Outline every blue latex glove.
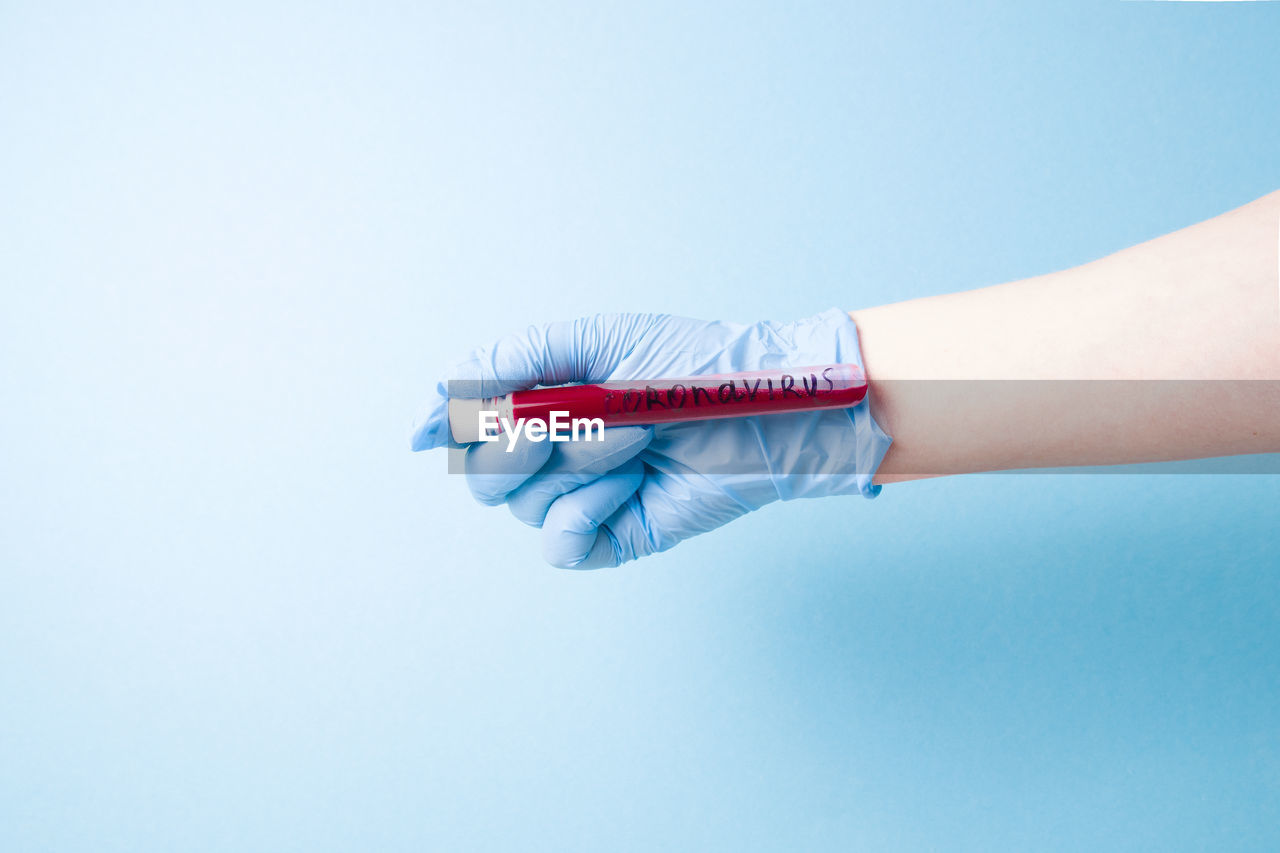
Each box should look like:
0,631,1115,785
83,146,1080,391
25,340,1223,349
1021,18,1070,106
410,308,892,569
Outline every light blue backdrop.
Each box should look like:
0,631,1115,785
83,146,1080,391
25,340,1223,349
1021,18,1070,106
3,2,1278,850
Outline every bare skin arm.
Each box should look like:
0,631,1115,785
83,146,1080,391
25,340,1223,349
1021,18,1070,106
851,190,1280,483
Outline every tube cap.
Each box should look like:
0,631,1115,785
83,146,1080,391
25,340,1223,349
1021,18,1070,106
448,397,483,444
448,397,503,444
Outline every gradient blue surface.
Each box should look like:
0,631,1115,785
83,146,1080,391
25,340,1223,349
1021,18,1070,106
3,2,1279,850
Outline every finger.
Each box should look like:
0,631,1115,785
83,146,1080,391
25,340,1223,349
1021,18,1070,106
411,315,664,452
464,434,555,506
540,458,645,570
586,466,755,567
506,426,652,527
445,314,672,398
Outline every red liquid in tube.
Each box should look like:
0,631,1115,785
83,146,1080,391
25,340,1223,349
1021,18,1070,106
448,364,866,443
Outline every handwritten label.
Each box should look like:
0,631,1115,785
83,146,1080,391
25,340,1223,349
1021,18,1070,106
602,367,840,415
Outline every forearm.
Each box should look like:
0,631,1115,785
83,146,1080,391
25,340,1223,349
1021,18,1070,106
852,190,1280,483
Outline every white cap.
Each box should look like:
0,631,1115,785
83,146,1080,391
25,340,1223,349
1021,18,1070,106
448,397,499,444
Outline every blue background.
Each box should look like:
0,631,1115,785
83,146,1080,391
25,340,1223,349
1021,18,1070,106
3,1,1279,850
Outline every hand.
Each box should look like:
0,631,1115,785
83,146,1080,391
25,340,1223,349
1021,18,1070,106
410,309,891,569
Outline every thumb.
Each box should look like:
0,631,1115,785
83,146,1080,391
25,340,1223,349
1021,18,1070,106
409,314,666,451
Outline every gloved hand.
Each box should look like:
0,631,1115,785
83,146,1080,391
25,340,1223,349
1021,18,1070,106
410,308,892,569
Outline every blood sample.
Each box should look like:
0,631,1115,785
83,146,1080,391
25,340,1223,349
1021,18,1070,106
447,364,867,444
